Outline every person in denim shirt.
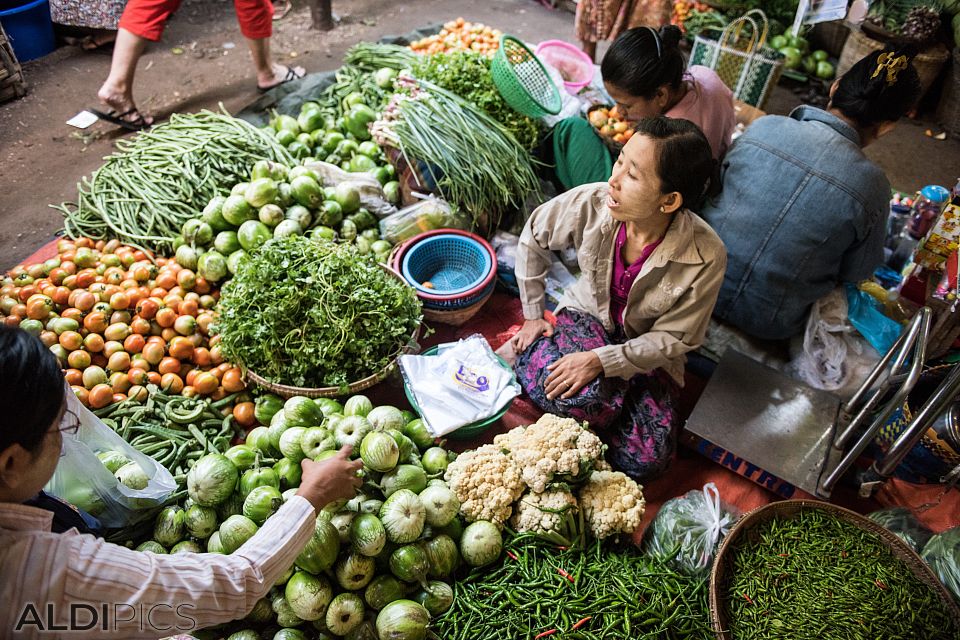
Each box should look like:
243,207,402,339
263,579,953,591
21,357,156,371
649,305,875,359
701,47,920,341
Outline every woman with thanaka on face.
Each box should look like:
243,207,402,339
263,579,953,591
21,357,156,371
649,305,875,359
510,117,726,480
551,25,736,191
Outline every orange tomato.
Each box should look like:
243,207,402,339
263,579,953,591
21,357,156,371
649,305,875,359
83,333,105,353
73,291,97,312
59,331,83,351
75,270,97,289
155,271,177,291
61,307,83,323
90,353,108,369
107,351,131,372
155,307,177,328
67,349,91,369
181,385,198,398
146,371,162,386
102,340,124,357
233,402,256,428
135,298,159,319
167,336,195,361
127,385,148,402
130,317,152,335
177,269,196,291
210,386,228,401
127,368,149,386
71,385,89,407
157,357,181,375
192,347,212,367
221,368,245,393
88,384,114,409
160,328,177,342
64,368,84,386
196,313,214,335
109,292,130,310
123,333,146,354
110,372,131,394
160,373,184,394
142,341,165,365
193,277,211,295
52,286,71,306
193,371,219,395
104,322,131,342
39,330,59,348
179,299,199,317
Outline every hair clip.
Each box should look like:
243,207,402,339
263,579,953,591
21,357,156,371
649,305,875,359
647,26,662,59
871,52,908,87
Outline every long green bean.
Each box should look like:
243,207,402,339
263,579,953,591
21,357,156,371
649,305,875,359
53,108,293,253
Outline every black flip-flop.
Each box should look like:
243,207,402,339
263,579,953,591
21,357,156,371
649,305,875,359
257,65,305,93
89,107,152,132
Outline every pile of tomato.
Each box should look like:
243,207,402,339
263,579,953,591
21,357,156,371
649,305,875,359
1,238,249,411
409,18,502,57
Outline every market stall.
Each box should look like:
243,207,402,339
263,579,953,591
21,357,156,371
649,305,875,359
3,15,960,640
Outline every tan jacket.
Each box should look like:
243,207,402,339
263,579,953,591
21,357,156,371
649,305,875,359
517,183,727,385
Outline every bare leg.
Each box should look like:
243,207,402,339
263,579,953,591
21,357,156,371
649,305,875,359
246,36,305,90
96,28,153,124
582,40,597,63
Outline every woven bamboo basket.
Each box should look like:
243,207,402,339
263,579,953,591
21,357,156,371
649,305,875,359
244,265,423,398
809,20,851,59
837,29,950,99
709,500,960,639
0,22,26,104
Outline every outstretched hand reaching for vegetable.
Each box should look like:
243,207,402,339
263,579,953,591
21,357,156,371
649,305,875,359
545,351,603,400
296,446,364,511
510,318,554,354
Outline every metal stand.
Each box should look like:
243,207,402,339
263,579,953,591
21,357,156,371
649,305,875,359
685,307,957,499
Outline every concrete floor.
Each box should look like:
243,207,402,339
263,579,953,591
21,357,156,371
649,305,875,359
1,0,958,270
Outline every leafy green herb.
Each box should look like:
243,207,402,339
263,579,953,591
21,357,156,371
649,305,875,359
214,236,421,388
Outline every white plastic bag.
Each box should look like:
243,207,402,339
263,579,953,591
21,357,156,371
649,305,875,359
377,194,471,244
400,335,520,437
643,483,738,576
303,160,397,219
45,387,177,529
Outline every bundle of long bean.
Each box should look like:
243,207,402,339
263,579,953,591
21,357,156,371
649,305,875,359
345,42,418,71
726,509,959,640
372,77,541,231
95,385,241,489
53,109,293,253
435,534,712,640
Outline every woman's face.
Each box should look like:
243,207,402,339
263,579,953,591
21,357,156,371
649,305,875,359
604,82,665,121
606,133,670,223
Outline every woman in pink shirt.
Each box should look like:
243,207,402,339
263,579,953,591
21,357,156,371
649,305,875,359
551,25,736,190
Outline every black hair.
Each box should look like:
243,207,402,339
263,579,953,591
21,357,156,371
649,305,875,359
0,326,66,453
830,44,920,128
601,25,685,99
632,116,718,211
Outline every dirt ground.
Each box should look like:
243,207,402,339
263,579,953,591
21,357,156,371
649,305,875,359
1,0,959,270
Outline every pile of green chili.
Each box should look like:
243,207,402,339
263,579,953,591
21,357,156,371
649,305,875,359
54,109,293,253
725,508,959,640
435,533,713,640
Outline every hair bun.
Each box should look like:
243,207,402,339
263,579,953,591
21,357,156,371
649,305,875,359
659,24,682,49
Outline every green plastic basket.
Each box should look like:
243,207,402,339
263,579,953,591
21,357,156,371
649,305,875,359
403,345,515,440
491,34,562,118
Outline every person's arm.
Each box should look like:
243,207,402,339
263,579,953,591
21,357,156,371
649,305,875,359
838,202,886,284
592,251,727,379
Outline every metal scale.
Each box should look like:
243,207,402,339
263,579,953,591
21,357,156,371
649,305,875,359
684,307,960,499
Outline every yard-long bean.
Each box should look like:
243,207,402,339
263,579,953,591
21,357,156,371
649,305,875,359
53,108,293,253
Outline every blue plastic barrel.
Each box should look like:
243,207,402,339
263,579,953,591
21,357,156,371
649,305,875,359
0,0,55,62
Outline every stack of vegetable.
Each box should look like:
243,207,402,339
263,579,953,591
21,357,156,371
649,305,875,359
54,109,294,253
725,508,959,639
409,18,502,57
94,385,245,490
410,50,541,150
435,534,713,639
135,393,496,639
444,413,645,544
587,105,633,148
671,1,727,38
1,238,242,410
213,236,421,389
373,77,541,232
172,162,395,282
769,33,835,80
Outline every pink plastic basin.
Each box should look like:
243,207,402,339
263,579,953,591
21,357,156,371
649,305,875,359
534,39,595,94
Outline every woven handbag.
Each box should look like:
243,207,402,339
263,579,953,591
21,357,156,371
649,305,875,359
689,9,784,110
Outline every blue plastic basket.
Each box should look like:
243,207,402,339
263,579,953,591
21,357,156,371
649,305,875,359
401,234,493,297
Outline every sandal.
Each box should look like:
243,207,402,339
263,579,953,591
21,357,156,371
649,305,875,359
257,65,306,93
88,107,152,132
273,0,292,20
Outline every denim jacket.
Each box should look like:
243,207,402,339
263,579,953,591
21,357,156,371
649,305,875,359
517,183,727,385
701,106,889,340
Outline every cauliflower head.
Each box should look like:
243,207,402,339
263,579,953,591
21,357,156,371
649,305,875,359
444,443,524,524
579,470,645,539
510,488,578,536
493,413,606,493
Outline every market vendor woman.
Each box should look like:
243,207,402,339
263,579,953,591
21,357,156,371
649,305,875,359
551,25,736,190
0,326,362,639
510,116,726,480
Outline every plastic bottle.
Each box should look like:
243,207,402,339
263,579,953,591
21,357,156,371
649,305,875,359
907,185,951,238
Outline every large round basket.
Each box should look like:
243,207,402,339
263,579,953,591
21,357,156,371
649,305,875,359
837,29,949,99
244,264,422,399
709,500,960,639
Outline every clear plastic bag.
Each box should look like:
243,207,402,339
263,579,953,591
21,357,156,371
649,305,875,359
921,526,960,601
378,195,470,244
643,483,739,576
45,386,177,529
867,507,934,552
303,160,398,219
